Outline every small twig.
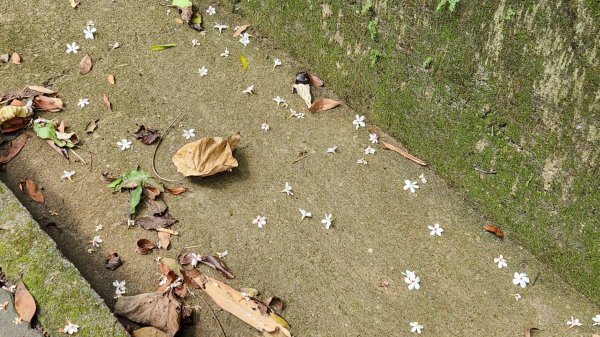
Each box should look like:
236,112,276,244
531,271,541,286
69,149,87,165
152,111,184,182
200,295,227,337
291,153,310,164
183,244,203,250
474,165,497,175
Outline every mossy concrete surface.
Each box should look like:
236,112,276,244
238,0,600,303
0,182,128,337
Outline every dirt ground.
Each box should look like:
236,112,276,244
1,1,598,336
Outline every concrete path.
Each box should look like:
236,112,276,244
0,290,43,337
0,1,598,336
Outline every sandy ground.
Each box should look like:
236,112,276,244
0,1,598,336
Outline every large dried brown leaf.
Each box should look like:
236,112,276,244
233,24,251,37
145,198,168,216
381,141,427,166
308,98,340,113
26,86,56,95
33,95,63,112
24,178,44,203
165,186,188,195
0,134,28,164
172,133,240,177
78,54,92,75
136,213,177,230
201,255,235,279
103,93,112,110
114,290,182,337
15,281,36,323
1,116,31,133
483,224,505,239
11,53,21,65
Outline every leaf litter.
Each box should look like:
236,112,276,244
171,133,240,177
0,134,28,164
20,178,44,203
78,54,92,75
134,125,161,145
15,280,36,323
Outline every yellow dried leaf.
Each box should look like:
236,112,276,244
0,106,32,124
172,133,240,177
107,74,115,84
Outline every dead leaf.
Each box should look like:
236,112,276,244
11,53,21,65
308,98,340,113
78,54,92,75
133,327,167,337
183,270,201,289
524,328,540,337
101,172,116,184
15,281,36,323
292,83,311,107
483,224,505,239
85,119,99,133
135,213,177,230
107,74,116,84
0,301,7,310
144,186,161,200
33,95,63,112
114,290,182,337
104,252,123,270
174,17,184,24
24,178,44,203
165,186,188,195
381,141,427,166
266,297,285,313
68,0,79,8
233,24,251,37
26,86,56,95
158,258,183,279
145,198,168,216
158,232,171,250
103,93,112,110
136,239,156,255
134,125,161,145
45,139,68,158
172,133,240,177
0,105,33,125
308,73,324,87
0,117,31,133
0,134,28,164
200,255,235,279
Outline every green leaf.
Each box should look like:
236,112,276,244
150,44,177,51
172,0,192,8
367,18,378,41
107,177,123,191
191,12,202,25
129,185,143,216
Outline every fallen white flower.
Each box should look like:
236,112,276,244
91,235,102,247
299,209,312,222
403,270,420,290
567,316,583,328
419,173,427,184
83,25,96,39
61,170,75,181
403,180,419,193
66,42,80,54
369,133,379,144
214,23,228,33
252,215,267,229
281,182,293,196
63,320,80,335
242,85,255,94
364,146,376,155
220,48,230,57
191,39,200,47
273,96,285,106
77,98,89,108
273,58,282,69
206,5,216,15
493,255,507,268
327,146,338,154
592,314,600,326
117,139,132,151
352,114,365,129
239,32,250,47
183,129,195,139
321,213,333,229
261,123,270,131
198,66,208,77
428,223,443,236
409,321,423,334
512,272,530,288
357,158,368,165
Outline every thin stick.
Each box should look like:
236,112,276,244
531,271,541,286
156,227,178,235
183,244,204,250
381,141,427,166
70,149,87,165
291,153,310,164
200,295,227,337
152,111,184,182
474,165,497,175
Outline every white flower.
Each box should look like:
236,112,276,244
403,270,420,290
369,133,379,144
242,85,255,94
273,58,282,69
567,316,583,328
220,48,230,57
592,314,600,326
252,215,267,229
63,320,79,335
364,146,376,155
198,66,208,77
14,317,22,325
512,272,530,288
273,96,285,106
410,321,423,334
117,139,132,151
206,5,216,15
94,225,103,232
321,213,333,229
493,255,507,269
189,253,202,267
419,173,427,184
352,115,365,129
91,235,102,247
66,42,80,54
158,275,168,286
83,25,96,39
239,32,250,47
261,123,270,131
299,209,312,222
113,280,127,297
61,170,76,181
214,23,228,33
428,223,443,236
77,98,89,108
403,180,419,193
357,158,368,165
183,129,195,139
191,39,200,47
281,182,293,196
290,109,305,119
327,146,338,154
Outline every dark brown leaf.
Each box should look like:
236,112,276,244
103,93,112,110
24,178,44,203
136,213,177,230
136,239,156,255
85,119,99,133
104,252,123,270
266,296,285,313
114,290,182,337
11,53,21,65
201,255,235,279
483,224,505,239
0,134,28,164
0,117,31,133
15,281,36,323
134,125,161,145
308,98,341,113
78,54,92,75
307,73,324,87
183,270,201,289
165,186,188,196
381,141,427,166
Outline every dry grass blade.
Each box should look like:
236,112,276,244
308,98,340,113
0,134,28,164
15,281,36,323
233,24,251,37
78,54,92,75
381,141,427,166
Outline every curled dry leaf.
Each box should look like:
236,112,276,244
33,95,63,112
23,178,44,203
266,297,286,314
292,83,311,107
0,134,28,164
15,281,36,323
136,213,177,230
136,239,156,255
201,255,235,279
78,54,92,75
183,270,201,289
114,290,182,337
233,24,251,37
308,98,340,113
381,141,427,166
172,133,240,177
107,74,116,85
165,186,188,195
157,232,171,250
307,73,324,87
11,53,21,65
134,125,161,145
483,224,505,239
104,252,123,270
103,93,112,110
85,119,99,133
158,257,183,279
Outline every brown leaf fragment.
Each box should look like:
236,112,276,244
201,255,235,279
266,297,285,314
78,54,92,75
26,86,56,95
174,17,184,24
133,327,167,337
158,258,183,279
134,125,161,145
100,171,116,184
107,74,115,84
483,224,505,239
144,186,161,200
114,290,182,337
45,139,68,158
0,301,7,310
15,281,36,323
183,270,201,289
381,141,427,166
157,232,171,250
165,186,188,196
33,96,63,112
0,54,8,63
233,24,251,37
145,198,168,216
308,98,341,113
136,213,177,230
68,0,79,8
136,239,156,255
104,252,123,270
0,134,28,164
524,328,540,337
85,119,99,133
24,178,44,203
292,83,311,107
172,133,240,177
307,73,324,87
11,53,21,65
156,271,178,292
103,93,112,110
